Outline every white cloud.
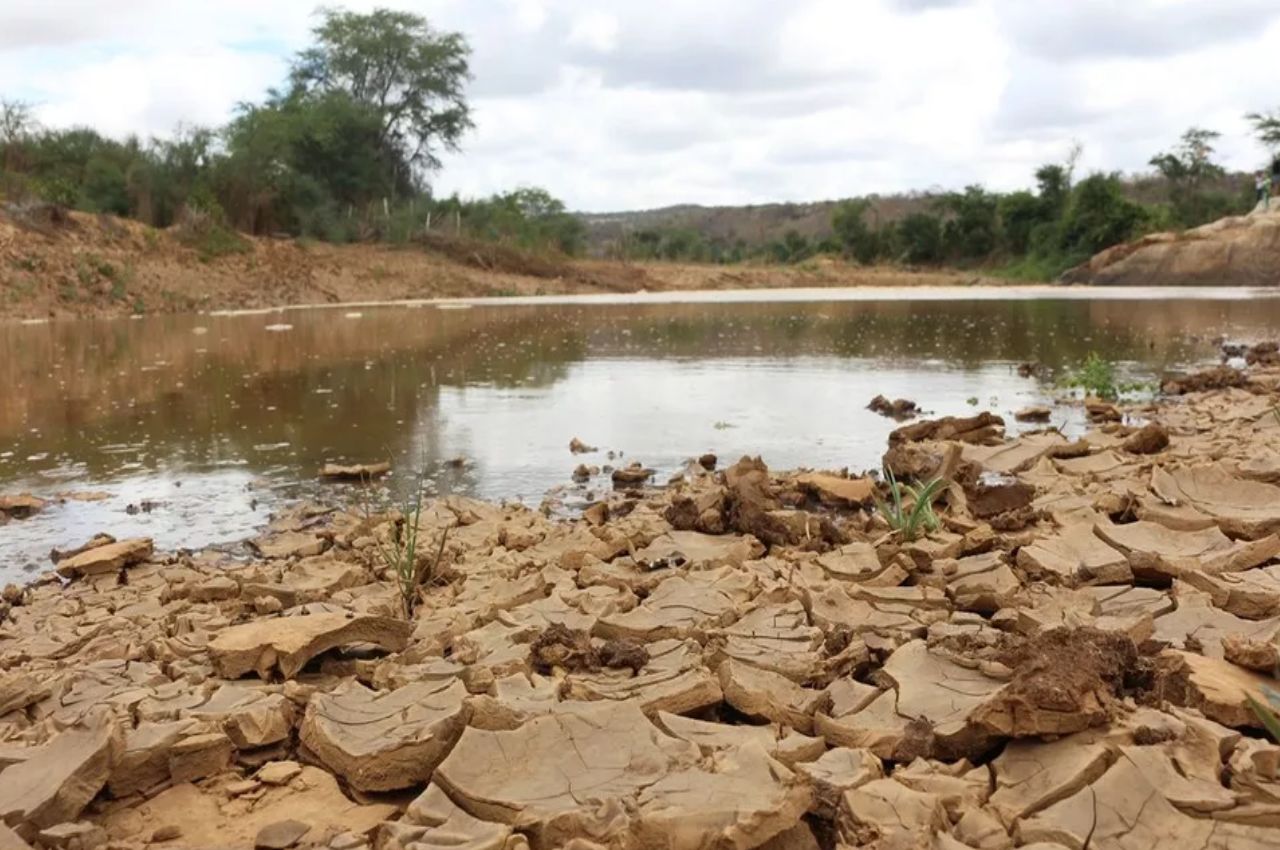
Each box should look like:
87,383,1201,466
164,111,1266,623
2,0,1279,211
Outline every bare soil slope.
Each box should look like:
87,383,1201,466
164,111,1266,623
0,208,1005,319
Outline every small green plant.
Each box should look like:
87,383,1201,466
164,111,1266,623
1247,688,1280,741
370,478,452,618
1059,352,1147,401
966,396,979,406
876,469,946,542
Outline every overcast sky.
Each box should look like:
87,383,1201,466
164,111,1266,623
3,0,1279,212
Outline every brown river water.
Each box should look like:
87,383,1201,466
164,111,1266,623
3,286,1279,580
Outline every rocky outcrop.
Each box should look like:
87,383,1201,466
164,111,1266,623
1062,207,1280,286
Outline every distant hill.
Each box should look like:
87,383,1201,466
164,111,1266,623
577,173,1253,258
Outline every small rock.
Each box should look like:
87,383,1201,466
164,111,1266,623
253,595,284,615
611,463,655,487
569,437,597,454
328,832,367,850
1121,422,1170,455
150,825,182,842
1014,406,1051,423
698,452,718,470
0,493,45,519
255,820,311,850
36,822,105,850
256,760,303,786
868,395,919,421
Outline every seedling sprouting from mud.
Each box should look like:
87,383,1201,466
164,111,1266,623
876,469,945,542
365,471,452,618
1248,688,1280,742
1059,352,1148,401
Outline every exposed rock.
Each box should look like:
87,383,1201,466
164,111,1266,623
208,613,412,679
55,537,153,578
434,700,810,850
319,462,390,481
569,437,597,454
1014,406,1051,423
300,678,469,791
0,708,123,834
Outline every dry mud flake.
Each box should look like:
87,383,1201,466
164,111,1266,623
838,778,949,847
594,566,758,642
1152,464,1280,539
208,613,412,679
1153,649,1280,728
433,700,809,850
54,537,153,579
654,711,826,767
562,638,722,717
388,783,525,850
793,473,875,508
0,708,123,836
1015,526,1132,587
319,461,390,481
0,494,44,519
1094,519,1280,580
631,531,764,570
1017,751,1277,849
717,659,828,733
890,412,1005,446
300,678,470,791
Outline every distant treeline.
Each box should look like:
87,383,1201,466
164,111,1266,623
608,127,1278,278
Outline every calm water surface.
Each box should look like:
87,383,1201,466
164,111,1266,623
2,286,1279,580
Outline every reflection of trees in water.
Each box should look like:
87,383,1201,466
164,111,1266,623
3,297,1277,481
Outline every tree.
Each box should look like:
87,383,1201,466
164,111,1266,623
894,213,942,264
290,7,472,174
1059,173,1150,255
1246,109,1280,151
831,199,878,264
0,99,37,172
1150,127,1224,187
936,186,999,260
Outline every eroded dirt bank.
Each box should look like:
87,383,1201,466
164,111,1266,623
0,209,1007,320
3,350,1280,849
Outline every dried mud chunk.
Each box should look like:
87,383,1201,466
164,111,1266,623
1094,519,1280,580
1150,587,1280,659
55,537,153,578
988,737,1113,826
0,708,123,834
868,395,919,421
562,639,721,717
1016,526,1132,587
208,613,412,679
632,531,764,570
319,462,390,481
795,747,884,818
1120,423,1170,455
655,711,826,766
529,623,598,674
890,412,1005,446
964,475,1035,519
707,601,827,683
1153,649,1278,728
598,638,650,673
717,659,829,733
1017,753,1277,849
1222,633,1280,672
434,700,809,850
971,627,1143,738
108,718,203,797
879,640,1004,759
184,684,298,749
838,778,948,847
1161,365,1248,395
1151,463,1280,540
396,784,520,850
0,493,44,519
594,567,757,642
794,473,876,508
299,679,469,792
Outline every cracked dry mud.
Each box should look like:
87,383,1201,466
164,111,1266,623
3,359,1280,849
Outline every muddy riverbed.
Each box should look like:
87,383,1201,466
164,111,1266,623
3,287,1280,579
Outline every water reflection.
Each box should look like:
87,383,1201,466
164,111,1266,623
3,289,1279,578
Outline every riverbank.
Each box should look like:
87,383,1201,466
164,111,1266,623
2,350,1280,848
0,208,1013,320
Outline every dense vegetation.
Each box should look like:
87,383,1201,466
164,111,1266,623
615,127,1275,278
1,5,1278,279
0,8,584,257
